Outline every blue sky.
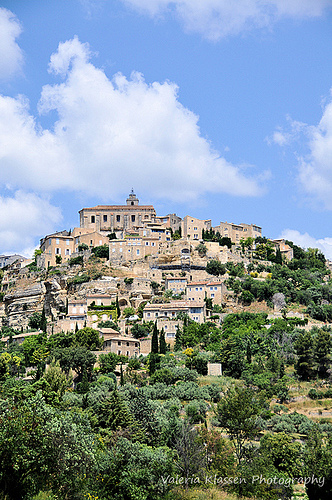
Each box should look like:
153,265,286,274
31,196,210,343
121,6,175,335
1,0,332,258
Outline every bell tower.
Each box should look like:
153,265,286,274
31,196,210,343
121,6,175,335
126,188,139,206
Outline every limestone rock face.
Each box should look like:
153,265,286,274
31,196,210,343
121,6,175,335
44,279,67,320
4,282,47,329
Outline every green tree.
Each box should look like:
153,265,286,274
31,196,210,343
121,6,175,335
28,312,43,330
98,352,120,374
91,244,109,258
313,328,331,378
303,425,332,500
123,306,135,318
217,386,266,464
75,327,102,350
151,322,159,354
295,330,314,380
206,259,226,276
43,360,70,397
196,243,207,257
159,328,166,354
116,294,121,319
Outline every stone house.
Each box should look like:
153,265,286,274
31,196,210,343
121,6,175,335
186,281,227,305
165,277,187,294
270,239,294,261
182,215,212,241
143,300,206,324
87,293,117,328
109,236,160,264
39,230,74,267
213,221,262,245
102,335,140,357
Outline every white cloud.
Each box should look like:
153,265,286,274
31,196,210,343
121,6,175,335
121,0,331,40
298,94,332,209
0,192,62,257
0,36,264,202
280,229,332,261
272,91,332,210
0,8,24,80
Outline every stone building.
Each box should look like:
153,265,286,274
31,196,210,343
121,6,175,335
79,190,157,235
182,215,212,240
186,280,227,305
39,230,74,267
270,239,294,261
109,235,161,264
102,335,140,357
213,221,262,244
143,300,206,324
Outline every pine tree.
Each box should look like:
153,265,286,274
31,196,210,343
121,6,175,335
159,328,166,354
151,321,159,354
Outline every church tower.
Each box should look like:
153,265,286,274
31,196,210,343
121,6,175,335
126,189,139,206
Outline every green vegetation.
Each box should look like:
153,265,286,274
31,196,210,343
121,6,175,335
2,237,332,499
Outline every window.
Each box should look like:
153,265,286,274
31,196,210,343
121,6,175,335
199,287,202,291
214,287,217,290
118,350,122,355
126,342,130,346
66,239,70,245
55,248,61,255
56,238,59,244
136,249,140,255
116,215,120,222
211,293,215,298
103,215,107,222
91,216,95,223
65,249,70,255
131,215,135,222
135,343,138,347
118,341,121,346
126,351,130,356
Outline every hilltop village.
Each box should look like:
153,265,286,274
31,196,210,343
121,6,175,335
1,191,332,500
0,190,294,354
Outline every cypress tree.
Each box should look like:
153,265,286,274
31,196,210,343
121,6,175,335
80,369,89,394
159,328,167,354
174,326,182,351
151,321,159,354
116,295,121,319
314,329,331,379
120,363,124,386
295,330,314,381
40,307,47,334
